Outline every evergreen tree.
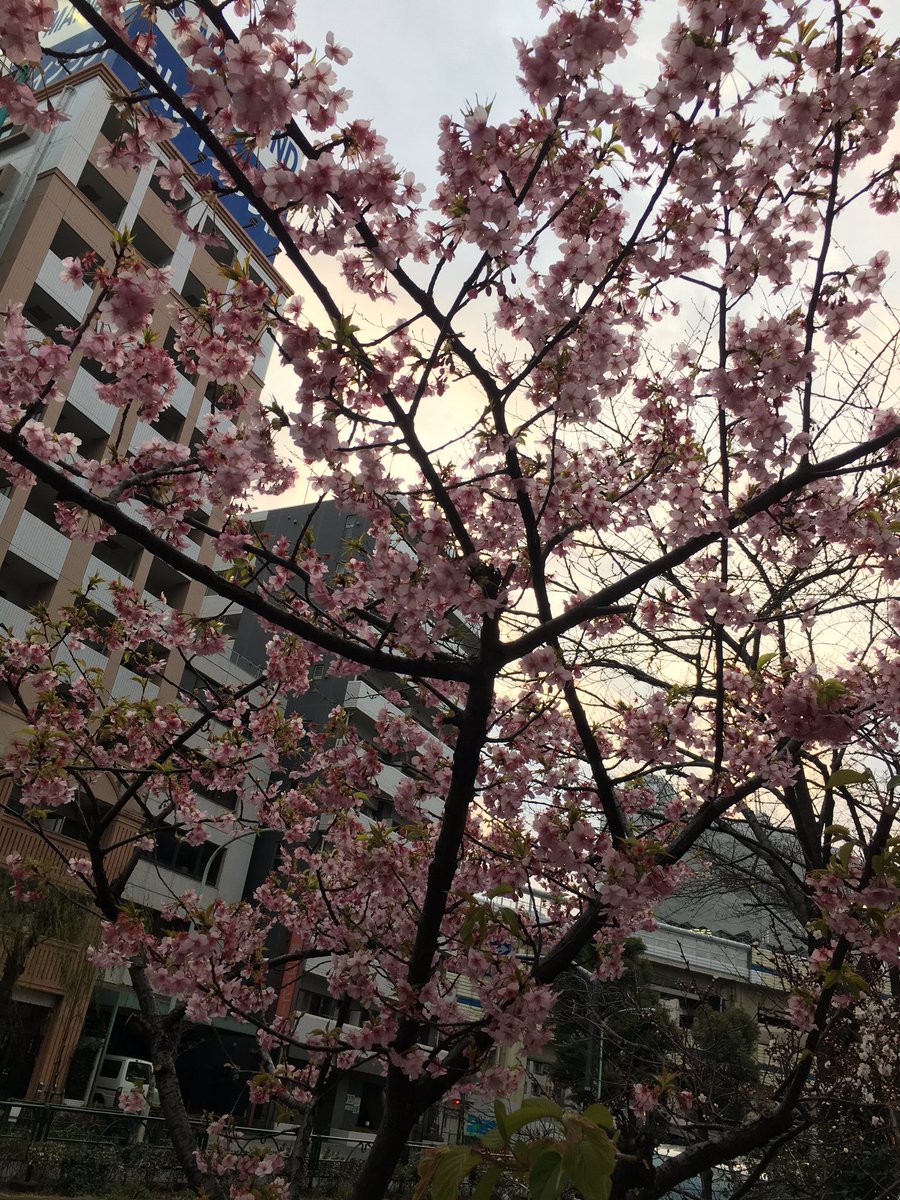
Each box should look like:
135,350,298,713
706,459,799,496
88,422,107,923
549,939,674,1109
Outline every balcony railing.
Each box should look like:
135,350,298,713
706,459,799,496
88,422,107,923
642,923,753,982
0,595,33,639
169,371,195,416
130,419,157,451
10,509,71,577
112,664,159,703
66,365,116,433
36,249,92,321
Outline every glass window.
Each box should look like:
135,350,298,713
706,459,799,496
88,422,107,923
145,827,223,885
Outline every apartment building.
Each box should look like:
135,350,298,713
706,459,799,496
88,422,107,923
0,7,288,1103
503,921,788,1138
204,499,454,1135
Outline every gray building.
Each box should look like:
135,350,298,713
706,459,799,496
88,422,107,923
217,499,449,1141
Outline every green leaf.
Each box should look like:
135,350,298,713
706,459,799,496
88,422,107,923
471,1165,502,1200
500,1096,564,1138
824,825,852,839
755,651,777,670
825,768,871,789
581,1103,616,1134
459,908,481,950
414,1149,441,1200
565,1124,616,1200
496,906,522,937
494,1099,510,1145
841,968,869,996
528,1150,565,1200
514,1136,556,1168
887,775,900,792
814,678,849,705
431,1146,477,1200
480,1126,505,1151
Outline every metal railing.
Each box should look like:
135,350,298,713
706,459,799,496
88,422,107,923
0,1100,188,1193
0,1100,438,1195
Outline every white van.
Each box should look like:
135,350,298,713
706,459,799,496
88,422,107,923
92,1056,159,1111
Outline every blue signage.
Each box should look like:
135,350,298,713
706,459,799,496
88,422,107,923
465,1115,496,1138
40,5,282,261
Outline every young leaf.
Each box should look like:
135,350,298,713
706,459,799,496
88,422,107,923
823,825,852,839
499,1096,564,1138
581,1103,616,1134
413,1149,441,1200
825,768,871,789
493,1099,510,1145
480,1125,505,1151
528,1149,566,1200
430,1146,477,1200
565,1123,616,1200
471,1165,502,1200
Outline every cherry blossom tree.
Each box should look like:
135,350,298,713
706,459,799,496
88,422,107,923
2,1,900,1198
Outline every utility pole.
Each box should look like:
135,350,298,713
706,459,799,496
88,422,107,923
572,965,605,1100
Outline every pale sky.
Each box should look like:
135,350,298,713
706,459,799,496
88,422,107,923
262,0,669,506
260,1,900,506
291,0,548,190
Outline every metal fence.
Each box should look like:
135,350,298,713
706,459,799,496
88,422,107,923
0,1100,435,1196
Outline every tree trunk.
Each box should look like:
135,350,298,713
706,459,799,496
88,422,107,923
129,962,228,1200
350,1074,419,1200
285,1102,317,1200
0,937,32,1020
0,932,36,1089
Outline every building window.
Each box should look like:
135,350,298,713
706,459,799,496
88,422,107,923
73,602,117,654
164,327,197,382
355,1081,384,1130
23,285,70,342
4,785,111,844
144,559,189,608
658,991,725,1030
24,480,63,530
56,402,108,461
122,638,168,679
151,405,183,443
144,827,223,885
201,217,237,269
193,783,240,813
79,353,116,384
90,532,141,579
524,1058,555,1098
50,221,93,264
148,163,192,212
130,216,174,268
0,552,55,611
100,106,128,144
180,271,206,311
296,989,339,1019
0,123,28,147
76,162,126,226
